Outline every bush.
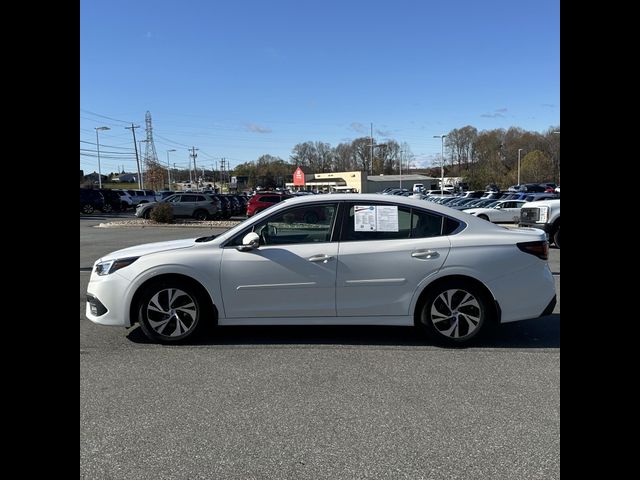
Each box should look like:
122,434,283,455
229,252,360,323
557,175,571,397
150,203,174,223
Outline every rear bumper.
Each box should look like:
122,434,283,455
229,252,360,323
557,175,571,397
539,295,557,317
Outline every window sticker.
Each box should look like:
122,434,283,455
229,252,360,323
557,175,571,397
354,205,376,231
376,205,399,232
354,205,399,232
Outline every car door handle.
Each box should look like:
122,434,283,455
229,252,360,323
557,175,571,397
411,250,439,259
308,254,334,263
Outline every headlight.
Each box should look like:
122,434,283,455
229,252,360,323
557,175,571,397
538,207,549,223
95,257,139,275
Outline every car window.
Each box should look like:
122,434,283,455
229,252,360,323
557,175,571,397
252,204,337,245
342,204,412,241
166,195,181,202
181,195,198,202
342,203,456,241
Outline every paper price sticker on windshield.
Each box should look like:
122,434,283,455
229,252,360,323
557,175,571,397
354,205,399,232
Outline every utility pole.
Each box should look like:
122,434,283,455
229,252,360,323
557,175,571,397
190,147,199,188
370,123,374,176
125,124,142,188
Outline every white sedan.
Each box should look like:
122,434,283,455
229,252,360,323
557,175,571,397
464,200,527,223
86,194,556,347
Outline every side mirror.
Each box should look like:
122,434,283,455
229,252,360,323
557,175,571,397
237,232,260,252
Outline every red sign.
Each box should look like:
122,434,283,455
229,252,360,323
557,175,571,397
293,167,305,186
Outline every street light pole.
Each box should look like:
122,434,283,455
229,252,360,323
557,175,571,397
433,134,447,195
166,149,176,189
95,126,110,189
518,148,523,185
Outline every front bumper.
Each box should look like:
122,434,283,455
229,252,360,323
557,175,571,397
85,270,132,327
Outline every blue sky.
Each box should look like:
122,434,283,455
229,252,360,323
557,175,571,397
80,0,559,175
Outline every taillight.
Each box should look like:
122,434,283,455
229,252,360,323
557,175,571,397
517,241,549,260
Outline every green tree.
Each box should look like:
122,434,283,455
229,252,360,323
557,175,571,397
520,151,554,183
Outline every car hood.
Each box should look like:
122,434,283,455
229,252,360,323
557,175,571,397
98,238,197,261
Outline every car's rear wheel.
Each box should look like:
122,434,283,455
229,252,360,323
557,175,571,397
553,226,560,248
102,203,113,213
137,280,204,343
142,209,151,219
193,209,208,221
419,280,488,347
82,203,94,214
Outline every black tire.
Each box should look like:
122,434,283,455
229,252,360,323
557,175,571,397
553,226,560,249
142,209,151,219
477,214,489,221
303,211,319,224
137,279,205,343
418,280,490,347
193,209,208,221
102,203,113,213
82,203,94,214
121,202,129,211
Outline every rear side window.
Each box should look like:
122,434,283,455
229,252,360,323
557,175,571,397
341,203,461,241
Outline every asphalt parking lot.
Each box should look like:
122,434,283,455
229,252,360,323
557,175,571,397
80,214,559,479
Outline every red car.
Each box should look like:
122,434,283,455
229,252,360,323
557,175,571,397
246,192,293,217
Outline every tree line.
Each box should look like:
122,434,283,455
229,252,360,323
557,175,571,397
145,124,561,191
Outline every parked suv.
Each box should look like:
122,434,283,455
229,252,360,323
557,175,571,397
80,188,105,214
97,189,123,213
113,190,135,210
126,189,157,205
246,192,293,217
135,193,221,220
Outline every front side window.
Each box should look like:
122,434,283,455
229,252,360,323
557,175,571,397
252,204,337,245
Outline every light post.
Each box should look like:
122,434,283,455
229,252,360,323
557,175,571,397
166,149,176,189
95,127,110,188
518,148,524,186
433,134,447,195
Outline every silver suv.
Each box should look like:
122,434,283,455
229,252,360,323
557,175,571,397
135,193,221,220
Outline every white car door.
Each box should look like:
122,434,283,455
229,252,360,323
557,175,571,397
336,203,453,317
492,201,524,223
220,203,339,318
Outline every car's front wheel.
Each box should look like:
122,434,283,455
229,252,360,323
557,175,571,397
137,280,205,343
142,209,151,219
419,281,489,347
477,214,489,221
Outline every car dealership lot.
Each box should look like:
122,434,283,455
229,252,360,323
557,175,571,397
81,215,559,479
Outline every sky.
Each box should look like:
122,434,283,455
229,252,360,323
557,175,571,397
80,0,560,176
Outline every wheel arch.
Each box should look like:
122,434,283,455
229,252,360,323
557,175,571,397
412,274,501,327
129,273,218,327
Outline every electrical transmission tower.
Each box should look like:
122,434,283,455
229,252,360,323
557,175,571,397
143,111,159,166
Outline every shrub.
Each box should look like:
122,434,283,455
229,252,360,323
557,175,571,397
150,203,174,223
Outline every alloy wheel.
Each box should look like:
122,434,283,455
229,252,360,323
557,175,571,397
429,288,482,339
145,288,198,338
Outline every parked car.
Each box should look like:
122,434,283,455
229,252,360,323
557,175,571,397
125,189,157,205
134,193,221,220
246,192,293,217
94,189,123,213
86,194,556,346
464,200,526,223
80,188,105,214
113,190,135,210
